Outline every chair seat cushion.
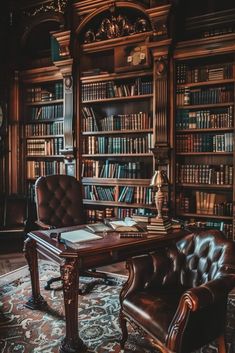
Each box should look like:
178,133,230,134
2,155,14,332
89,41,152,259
123,289,183,342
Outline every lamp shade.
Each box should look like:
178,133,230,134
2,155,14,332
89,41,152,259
150,170,168,188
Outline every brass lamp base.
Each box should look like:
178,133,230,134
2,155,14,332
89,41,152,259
147,217,172,235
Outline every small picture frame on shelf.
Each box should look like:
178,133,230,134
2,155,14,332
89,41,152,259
115,44,151,72
65,161,75,177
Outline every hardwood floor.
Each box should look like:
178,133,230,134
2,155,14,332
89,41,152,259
0,252,128,277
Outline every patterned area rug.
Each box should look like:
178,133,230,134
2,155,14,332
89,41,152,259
0,261,234,353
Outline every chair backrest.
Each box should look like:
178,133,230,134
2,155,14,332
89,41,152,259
35,174,85,228
176,230,235,288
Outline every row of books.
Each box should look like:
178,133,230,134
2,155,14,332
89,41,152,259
196,191,232,216
118,186,153,204
176,86,233,106
25,121,64,136
28,104,63,121
81,78,153,101
176,62,233,84
26,82,63,102
176,106,233,129
26,137,64,156
84,185,115,201
176,133,233,153
26,161,65,179
83,185,154,205
81,160,148,179
83,134,153,154
176,163,233,185
85,208,114,223
82,110,152,132
203,26,234,39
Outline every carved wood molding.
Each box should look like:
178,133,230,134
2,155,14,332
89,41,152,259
51,30,71,61
60,258,79,298
20,66,63,83
146,4,172,40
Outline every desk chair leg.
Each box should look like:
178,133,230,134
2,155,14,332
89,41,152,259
119,312,128,351
217,335,227,353
44,276,62,290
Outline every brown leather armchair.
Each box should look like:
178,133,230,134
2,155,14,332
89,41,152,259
34,174,107,292
119,230,235,353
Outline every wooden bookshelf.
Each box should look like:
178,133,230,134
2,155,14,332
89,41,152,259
174,50,234,240
78,25,156,222
20,67,66,201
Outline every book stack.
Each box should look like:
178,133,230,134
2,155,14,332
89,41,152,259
147,217,172,235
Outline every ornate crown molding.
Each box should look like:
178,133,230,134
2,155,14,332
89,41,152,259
23,0,68,17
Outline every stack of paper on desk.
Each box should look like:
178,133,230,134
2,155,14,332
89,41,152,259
61,229,102,243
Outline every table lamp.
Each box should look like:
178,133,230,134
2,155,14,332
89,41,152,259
148,170,171,234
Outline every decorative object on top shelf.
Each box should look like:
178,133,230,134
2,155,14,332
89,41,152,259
148,170,171,234
83,13,151,44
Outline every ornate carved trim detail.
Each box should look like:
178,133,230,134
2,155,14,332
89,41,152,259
60,258,79,295
83,12,151,44
166,295,191,352
23,0,68,17
151,145,171,166
155,57,167,76
146,4,172,41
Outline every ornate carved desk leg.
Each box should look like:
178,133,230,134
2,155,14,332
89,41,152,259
24,237,47,309
59,258,87,353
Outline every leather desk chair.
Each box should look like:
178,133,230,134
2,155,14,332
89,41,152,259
34,174,107,293
120,230,235,353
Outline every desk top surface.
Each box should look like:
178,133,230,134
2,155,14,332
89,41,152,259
27,225,188,259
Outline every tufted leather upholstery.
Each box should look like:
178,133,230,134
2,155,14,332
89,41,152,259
34,174,107,293
35,174,85,229
119,230,235,353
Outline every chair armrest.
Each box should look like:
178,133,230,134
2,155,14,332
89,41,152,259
120,247,180,301
120,254,154,300
35,220,55,230
183,275,235,311
166,275,235,352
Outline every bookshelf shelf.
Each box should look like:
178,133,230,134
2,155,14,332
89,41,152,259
25,99,64,107
177,78,234,88
25,135,64,139
82,94,153,104
177,184,232,189
82,178,151,186
83,199,155,209
176,152,233,156
82,129,153,136
26,155,65,159
82,153,153,158
176,128,233,133
177,212,233,220
177,102,234,109
81,69,153,83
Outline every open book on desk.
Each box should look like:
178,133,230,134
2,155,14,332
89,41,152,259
108,218,139,232
61,229,102,243
85,223,112,233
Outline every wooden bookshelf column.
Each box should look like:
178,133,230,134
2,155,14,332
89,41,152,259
52,30,76,176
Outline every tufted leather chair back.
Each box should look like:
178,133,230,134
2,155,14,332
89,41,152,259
35,174,85,228
146,230,235,291
176,231,234,288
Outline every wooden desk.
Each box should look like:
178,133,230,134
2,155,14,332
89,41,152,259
24,226,186,353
